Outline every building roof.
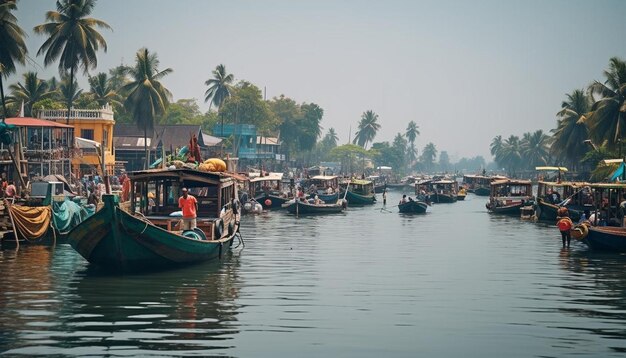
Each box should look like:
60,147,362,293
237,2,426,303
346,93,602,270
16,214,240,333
6,117,73,128
256,136,280,145
114,124,218,151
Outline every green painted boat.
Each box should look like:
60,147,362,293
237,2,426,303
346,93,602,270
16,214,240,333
284,199,346,215
341,179,376,205
68,168,241,270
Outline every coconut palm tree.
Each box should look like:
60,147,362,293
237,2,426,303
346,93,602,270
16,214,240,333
551,89,591,170
405,121,420,146
420,142,437,172
58,75,82,108
325,127,339,147
34,0,110,124
122,48,172,169
204,64,234,111
0,0,27,120
520,130,550,169
9,72,54,117
587,57,626,151
353,110,380,149
498,135,522,177
88,72,121,107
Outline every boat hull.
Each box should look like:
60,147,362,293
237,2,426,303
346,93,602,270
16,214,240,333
457,194,466,201
583,226,626,252
398,201,428,214
255,194,289,209
536,199,585,222
285,200,345,215
430,193,457,203
317,192,339,203
474,187,490,196
487,202,524,215
343,190,376,205
68,195,237,270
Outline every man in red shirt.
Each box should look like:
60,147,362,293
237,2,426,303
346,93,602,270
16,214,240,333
178,188,198,230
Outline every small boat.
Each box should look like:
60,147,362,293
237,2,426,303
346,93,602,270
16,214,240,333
398,200,428,214
580,226,626,252
307,175,340,203
457,188,467,201
576,181,626,252
486,179,533,215
249,173,290,209
463,174,506,196
67,168,241,270
535,180,592,222
427,179,458,204
284,199,345,215
342,179,376,205
366,175,387,193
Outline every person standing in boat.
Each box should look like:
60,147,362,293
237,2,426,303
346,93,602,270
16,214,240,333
179,188,198,230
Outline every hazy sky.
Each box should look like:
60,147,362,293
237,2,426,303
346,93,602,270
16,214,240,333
10,0,626,161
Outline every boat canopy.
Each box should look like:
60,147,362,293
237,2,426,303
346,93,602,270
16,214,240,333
350,179,372,186
311,175,338,181
250,173,284,182
535,166,568,172
491,179,532,186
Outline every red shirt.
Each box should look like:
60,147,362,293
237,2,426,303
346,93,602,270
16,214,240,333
178,195,197,218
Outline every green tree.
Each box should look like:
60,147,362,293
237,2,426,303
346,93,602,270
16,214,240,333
329,144,369,175
325,127,339,147
353,110,380,149
587,57,626,151
0,0,27,119
520,130,550,169
88,72,121,107
122,48,172,169
58,75,82,108
490,135,503,166
439,151,450,172
551,89,591,170
498,135,521,176
204,64,234,112
420,142,438,172
405,121,420,165
108,64,130,91
161,98,204,125
34,0,110,124
9,72,55,117
220,81,275,134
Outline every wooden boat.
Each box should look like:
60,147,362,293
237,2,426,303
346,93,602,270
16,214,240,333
485,179,533,215
249,173,290,209
342,179,376,205
463,175,506,196
284,199,345,215
535,181,592,222
308,175,340,203
427,179,458,203
581,226,626,252
457,188,467,201
366,175,387,193
67,168,241,270
398,200,428,214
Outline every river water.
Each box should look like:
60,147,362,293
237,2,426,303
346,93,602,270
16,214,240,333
2,191,626,357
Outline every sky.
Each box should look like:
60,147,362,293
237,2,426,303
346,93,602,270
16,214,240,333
9,0,626,162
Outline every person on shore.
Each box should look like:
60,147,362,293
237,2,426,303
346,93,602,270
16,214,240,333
178,188,198,230
557,215,574,248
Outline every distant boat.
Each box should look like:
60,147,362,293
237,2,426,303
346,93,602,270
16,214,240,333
457,188,467,201
341,179,376,205
68,168,241,270
485,179,533,215
308,175,340,203
249,173,290,209
398,200,428,214
426,179,458,204
284,199,345,215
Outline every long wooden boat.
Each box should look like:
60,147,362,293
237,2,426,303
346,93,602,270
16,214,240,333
428,179,458,204
308,175,340,203
582,226,626,252
284,199,345,215
535,181,591,222
463,175,506,196
486,179,533,216
249,173,290,209
398,200,428,214
68,168,241,270
342,179,376,205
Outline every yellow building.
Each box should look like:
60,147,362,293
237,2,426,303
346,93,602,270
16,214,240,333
38,104,116,177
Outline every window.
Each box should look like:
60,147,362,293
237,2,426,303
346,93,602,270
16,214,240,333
81,129,94,140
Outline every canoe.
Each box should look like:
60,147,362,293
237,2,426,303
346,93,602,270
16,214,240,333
284,200,345,215
398,200,428,214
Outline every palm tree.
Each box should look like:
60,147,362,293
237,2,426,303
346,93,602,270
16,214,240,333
0,0,27,120
405,121,420,146
122,48,172,169
58,75,82,108
88,72,121,107
204,64,234,111
551,89,591,170
353,110,380,149
9,72,54,117
420,142,437,172
520,130,550,169
490,135,504,167
325,127,339,147
498,135,522,176
34,0,111,124
587,57,626,151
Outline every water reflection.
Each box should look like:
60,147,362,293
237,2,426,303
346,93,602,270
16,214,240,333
0,247,242,356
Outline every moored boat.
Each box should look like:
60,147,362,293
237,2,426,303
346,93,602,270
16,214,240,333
486,179,533,215
398,200,428,214
284,199,346,215
534,181,592,222
307,175,340,203
428,179,458,203
457,187,467,201
342,179,376,205
249,173,291,209
67,168,241,270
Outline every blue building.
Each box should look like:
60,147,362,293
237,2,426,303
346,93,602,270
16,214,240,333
213,124,282,161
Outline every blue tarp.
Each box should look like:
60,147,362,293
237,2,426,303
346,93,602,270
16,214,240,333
610,162,626,181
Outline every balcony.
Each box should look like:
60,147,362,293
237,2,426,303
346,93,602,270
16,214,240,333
38,104,114,121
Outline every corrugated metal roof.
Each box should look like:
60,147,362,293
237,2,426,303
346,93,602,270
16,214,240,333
6,117,73,128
